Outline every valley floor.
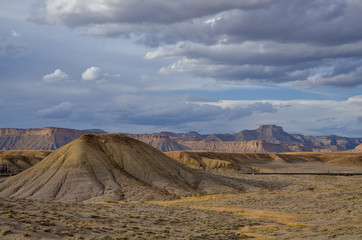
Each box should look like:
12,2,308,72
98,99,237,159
1,174,361,239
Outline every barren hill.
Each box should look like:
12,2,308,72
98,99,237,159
0,134,249,202
353,143,362,152
0,150,51,176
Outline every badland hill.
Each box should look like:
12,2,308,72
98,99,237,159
0,134,251,202
1,125,362,152
0,150,51,176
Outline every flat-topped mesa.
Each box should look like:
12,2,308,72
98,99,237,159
0,127,100,150
0,127,81,136
177,139,290,153
258,125,284,131
127,133,170,140
0,133,245,202
233,125,300,144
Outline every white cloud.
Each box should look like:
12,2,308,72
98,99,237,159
82,66,103,81
42,69,69,83
11,30,20,38
205,16,222,27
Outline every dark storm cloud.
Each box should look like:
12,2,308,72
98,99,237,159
299,61,362,88
31,0,362,88
31,0,274,26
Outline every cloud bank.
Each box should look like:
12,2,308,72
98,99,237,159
30,0,362,88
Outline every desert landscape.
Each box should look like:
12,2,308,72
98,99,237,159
0,132,361,239
3,0,362,239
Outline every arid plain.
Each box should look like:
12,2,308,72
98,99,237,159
0,134,361,239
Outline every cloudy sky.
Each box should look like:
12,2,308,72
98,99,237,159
1,0,362,137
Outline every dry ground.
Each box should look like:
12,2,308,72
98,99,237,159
1,149,361,239
153,174,362,239
1,173,361,239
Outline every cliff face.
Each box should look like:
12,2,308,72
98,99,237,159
0,127,98,150
177,140,290,153
126,134,190,152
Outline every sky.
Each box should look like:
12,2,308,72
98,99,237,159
1,0,362,137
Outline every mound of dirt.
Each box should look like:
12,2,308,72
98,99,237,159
0,134,249,202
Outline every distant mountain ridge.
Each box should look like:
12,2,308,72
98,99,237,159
1,125,361,153
129,125,362,153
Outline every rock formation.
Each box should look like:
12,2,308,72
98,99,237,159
233,125,300,144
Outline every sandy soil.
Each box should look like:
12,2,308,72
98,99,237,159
153,174,362,239
1,173,361,239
